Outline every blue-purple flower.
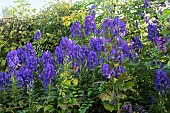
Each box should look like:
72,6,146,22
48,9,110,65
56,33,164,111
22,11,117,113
15,66,34,87
148,23,159,40
154,68,169,94
102,64,112,78
87,51,98,69
34,30,41,41
90,37,106,53
24,43,36,57
26,56,38,71
70,21,82,38
0,72,11,90
6,50,20,73
39,63,56,90
143,0,151,8
55,46,64,65
42,51,54,67
112,17,127,36
17,47,27,64
84,15,96,36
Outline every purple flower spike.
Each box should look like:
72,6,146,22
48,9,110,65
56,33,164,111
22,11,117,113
34,30,41,41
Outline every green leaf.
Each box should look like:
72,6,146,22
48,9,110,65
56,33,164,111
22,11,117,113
162,28,169,35
103,102,116,112
44,105,55,112
167,61,170,67
99,90,114,101
162,9,170,20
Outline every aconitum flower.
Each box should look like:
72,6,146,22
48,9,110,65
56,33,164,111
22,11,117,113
34,30,41,41
112,65,125,78
41,63,56,90
120,102,133,113
154,37,166,52
136,20,139,28
55,46,64,65
24,43,36,57
17,47,26,64
102,64,111,78
120,41,130,56
88,5,96,17
148,23,159,40
6,50,20,73
70,21,82,38
82,45,89,57
143,0,150,8
15,66,34,87
101,19,112,34
42,51,54,67
90,37,106,53
154,68,169,94
87,51,98,69
112,17,127,36
26,56,38,71
130,36,143,53
59,37,72,50
110,47,124,63
84,15,96,36
0,72,11,90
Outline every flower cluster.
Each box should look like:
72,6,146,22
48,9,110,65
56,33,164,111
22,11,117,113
99,17,127,37
154,68,169,94
34,30,41,41
120,102,133,113
102,64,125,79
6,50,20,73
70,21,82,38
143,0,150,8
90,37,106,53
148,23,159,40
154,37,167,52
84,15,96,36
0,72,11,90
87,51,98,69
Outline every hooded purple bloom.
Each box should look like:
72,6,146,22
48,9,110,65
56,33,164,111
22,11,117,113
34,30,41,41
84,15,96,36
55,46,64,65
70,21,82,38
101,19,112,34
148,23,159,40
144,0,151,8
121,102,133,113
136,20,139,28
42,51,54,67
17,47,27,64
24,43,36,57
102,64,111,78
154,68,169,94
87,51,98,69
120,41,130,56
40,63,56,90
0,72,11,90
82,45,89,57
26,56,38,71
59,37,72,51
153,37,167,52
112,17,127,36
15,66,34,87
90,37,106,53
110,47,124,63
6,50,20,73
115,65,125,78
